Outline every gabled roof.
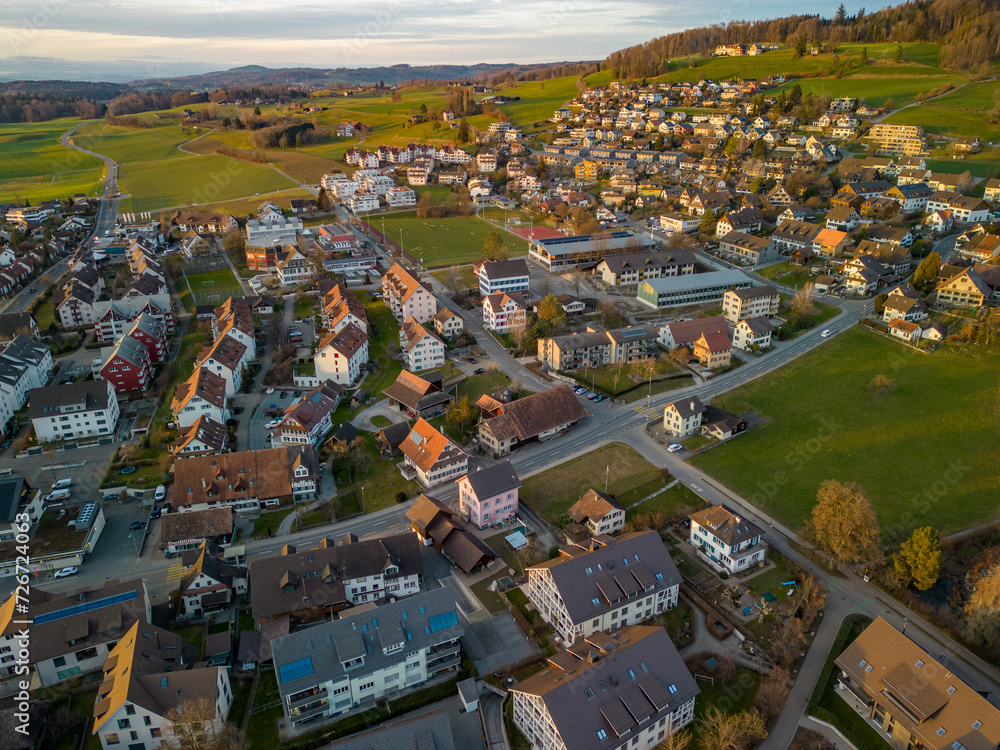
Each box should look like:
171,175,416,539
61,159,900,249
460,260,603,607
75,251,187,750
175,415,227,454
665,395,705,418
483,291,525,314
568,490,623,524
160,506,235,545
399,418,467,473
382,369,451,412
171,367,228,412
480,385,591,443
479,258,530,280
172,446,317,509
688,505,763,546
461,459,521,500
400,317,441,353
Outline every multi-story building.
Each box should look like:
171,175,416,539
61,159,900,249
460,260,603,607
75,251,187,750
382,263,438,323
835,617,1000,750
92,295,174,343
732,317,774,351
250,533,423,625
55,281,98,329
169,211,238,234
398,418,469,488
867,123,928,156
172,445,318,514
637,270,752,309
386,186,417,207
0,335,53,413
526,530,682,643
476,258,531,296
722,285,779,323
314,323,369,386
196,336,248,397
529,231,657,271
688,505,766,574
400,317,445,372
432,308,464,339
536,325,657,371
95,335,152,394
662,396,707,437
482,292,527,334
29,379,119,443
174,415,228,456
567,489,625,536
477,385,591,458
457,460,521,529
348,191,379,213
171,367,231,428
245,215,303,250
511,626,698,750
92,622,231,750
272,380,342,447
0,578,150,687
276,247,315,287
270,587,462,729
594,250,696,287
935,266,992,308
321,282,368,334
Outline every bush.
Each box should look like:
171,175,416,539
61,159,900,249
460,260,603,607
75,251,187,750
395,491,408,503
549,545,560,559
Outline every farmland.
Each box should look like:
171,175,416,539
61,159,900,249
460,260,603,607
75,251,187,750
70,122,195,163
696,327,1000,539
0,119,107,203
883,80,1000,141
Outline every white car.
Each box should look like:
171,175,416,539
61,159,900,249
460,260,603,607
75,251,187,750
667,443,683,453
820,329,832,338
154,484,166,502
266,419,280,429
54,566,78,579
52,478,73,490
266,387,274,394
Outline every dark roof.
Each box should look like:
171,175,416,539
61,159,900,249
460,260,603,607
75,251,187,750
480,385,591,442
327,710,455,750
333,421,359,444
461,460,521,500
0,312,36,340
688,504,762,546
480,258,529,280
377,421,411,447
382,369,452,412
160,507,234,544
28,380,110,419
0,476,25,524
666,395,705,419
441,531,496,573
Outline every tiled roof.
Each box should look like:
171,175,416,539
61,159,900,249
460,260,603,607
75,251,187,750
480,385,591,443
399,418,467,473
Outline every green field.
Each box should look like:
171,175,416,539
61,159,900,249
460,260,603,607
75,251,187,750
376,211,512,268
0,168,107,204
775,73,967,108
117,153,297,213
696,327,1000,538
179,268,243,311
70,121,195,163
884,80,1000,141
486,75,583,126
0,118,107,203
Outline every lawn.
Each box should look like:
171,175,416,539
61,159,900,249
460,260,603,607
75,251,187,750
744,550,800,602
193,187,318,219
620,375,695,403
488,75,583,126
179,267,243,311
251,508,293,538
0,168,106,204
757,261,824,290
625,482,701,521
376,210,509,268
431,265,479,290
691,667,761,750
883,80,1000,141
70,121,194,164
245,669,282,750
32,295,57,332
775,73,967,108
470,576,508,614
0,119,107,203
565,359,682,397
362,297,404,397
331,431,417,512
696,327,1000,538
521,442,667,523
455,370,511,402
117,153,297,213
186,133,338,183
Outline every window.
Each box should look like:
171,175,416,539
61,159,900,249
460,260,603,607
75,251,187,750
947,686,956,695
915,661,924,669
592,597,601,606
668,684,678,694
53,656,66,667
597,729,608,740
973,721,982,730
937,729,946,737
865,665,873,673
105,734,119,745
118,719,131,729
586,688,595,699
125,705,135,716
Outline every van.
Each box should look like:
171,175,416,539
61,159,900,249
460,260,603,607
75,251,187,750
52,478,73,490
47,489,71,502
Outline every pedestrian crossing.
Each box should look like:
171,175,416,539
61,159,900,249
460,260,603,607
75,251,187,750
165,561,184,584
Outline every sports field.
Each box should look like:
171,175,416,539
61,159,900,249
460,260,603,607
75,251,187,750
696,327,1000,539
117,154,297,213
179,268,243,311
376,211,523,268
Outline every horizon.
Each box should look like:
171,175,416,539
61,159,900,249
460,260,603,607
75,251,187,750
0,0,866,82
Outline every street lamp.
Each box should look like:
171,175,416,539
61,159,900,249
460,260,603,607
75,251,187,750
360,485,366,514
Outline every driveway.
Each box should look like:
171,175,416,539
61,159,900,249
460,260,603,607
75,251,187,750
463,613,539,675
355,398,407,432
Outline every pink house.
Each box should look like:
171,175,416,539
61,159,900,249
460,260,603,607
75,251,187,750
458,460,521,529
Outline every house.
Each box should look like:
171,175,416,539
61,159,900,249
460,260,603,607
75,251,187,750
160,507,235,559
382,369,452,419
511,626,698,750
525,530,681,642
405,494,496,572
321,282,368,334
663,396,706,437
959,233,1000,263
179,540,247,616
935,266,991,308
769,220,823,253
715,207,763,238
946,196,990,224
55,281,97,329
382,263,438,323
657,315,728,350
93,294,174,343
172,445,318,514
474,257,531,296
867,225,914,248
688,505,766,574
171,368,230,428
834,617,1000,750
29,380,119,443
432,308,463,339
733,316,773,351
718,231,778,266
457,459,521,529
884,183,933,213
385,186,417,208
250,533,422,625
314,323,369,386
984,178,1000,202
567,490,625,536
692,331,732,368
478,385,591,457
270,587,462,729
0,578,150,687
537,326,657,371
398,418,469,488
860,197,900,223
482,292,527,334
91,622,231,750
276,246,315,287
722,285,779,323
95,335,152,394
196,336,248,397
272,380,343,447
170,211,238,234
0,335,53,414
887,318,922,343
700,404,748,440
594,250,696,287
399,317,445,372
123,312,168,364
825,206,862,233
636,270,752,309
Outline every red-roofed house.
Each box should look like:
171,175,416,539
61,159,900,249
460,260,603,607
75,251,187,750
398,418,469,488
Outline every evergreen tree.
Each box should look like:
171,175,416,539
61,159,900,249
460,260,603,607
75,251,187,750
835,4,848,22
860,47,868,65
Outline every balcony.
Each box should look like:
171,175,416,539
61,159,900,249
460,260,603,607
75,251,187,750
287,687,327,710
427,655,461,674
290,699,329,723
397,462,417,481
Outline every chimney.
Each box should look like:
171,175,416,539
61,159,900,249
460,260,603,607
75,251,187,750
689,400,695,410
202,478,206,488
735,515,741,524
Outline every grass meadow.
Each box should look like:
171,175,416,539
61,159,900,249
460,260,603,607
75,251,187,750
375,210,507,268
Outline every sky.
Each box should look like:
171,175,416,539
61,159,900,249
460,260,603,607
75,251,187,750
0,0,865,77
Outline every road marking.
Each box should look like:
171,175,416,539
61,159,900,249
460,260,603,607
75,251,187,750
388,523,401,529
165,562,184,583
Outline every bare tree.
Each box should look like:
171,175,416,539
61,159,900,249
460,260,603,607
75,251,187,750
791,281,815,316
163,697,242,750
754,667,791,722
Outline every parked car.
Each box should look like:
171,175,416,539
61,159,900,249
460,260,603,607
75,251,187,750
667,443,683,453
279,391,288,399
149,507,161,520
266,419,280,429
586,392,598,400
465,357,477,364
54,566,78,579
52,478,73,490
46,489,71,502
593,394,606,403
473,368,485,375
266,387,274,394
129,521,146,531
154,484,166,502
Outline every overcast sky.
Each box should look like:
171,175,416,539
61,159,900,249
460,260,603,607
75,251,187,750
1,0,864,73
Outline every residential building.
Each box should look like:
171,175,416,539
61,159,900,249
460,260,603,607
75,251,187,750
406,494,496,572
958,234,1000,263
386,186,417,207
123,312,168,364
594,250,696,287
457,460,521,529
825,206,862,232
29,379,119,443
688,505,766,574
250,533,423,625
398,418,469,488
718,231,778,266
245,215,303,253
55,281,98,328
276,246,315,287
272,380,343,447
811,228,851,258
887,318,922,342
432,308,463,339
692,331,732,368
663,396,706,437
326,712,455,750
733,317,773,351
178,540,247,616
382,263,438,323
92,622,231,750
196,336,248,397
511,626,698,750
936,267,991,308
399,317,445,372
93,295,174,343
722,285,779,323
867,123,927,156
536,326,657,371
525,530,681,642
171,368,230,428
172,445,318,514
476,258,531,296
158,507,235,557
834,617,1000,750
321,282,368,334
657,316,729,350
0,335,53,411
478,385,591,458
174,415,228,456
637,270,752,309
382,369,452,420
170,211,238,234
884,183,934,213
944,196,990,224
770,220,822,252
315,323,369,386
482,292,527,334
529,231,656,271
95,335,152,394
715,207,764,238
270,587,462,729
0,578,150,687
567,490,625,536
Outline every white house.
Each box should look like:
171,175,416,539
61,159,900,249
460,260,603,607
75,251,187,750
400,317,445,372
29,380,119,443
688,504,766,574
314,323,369,386
171,368,231,428
662,396,706,437
732,317,773,352
482,292,526,334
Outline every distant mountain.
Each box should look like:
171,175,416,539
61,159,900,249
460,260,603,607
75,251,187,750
0,57,220,84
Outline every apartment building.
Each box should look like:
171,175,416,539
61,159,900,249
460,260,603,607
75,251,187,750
457,460,521,529
867,123,928,156
314,323,369,386
399,317,445,372
382,263,438,324
482,292,527,334
29,379,119,443
722,285,779,323
170,368,231,428
476,258,531,296
536,325,657,371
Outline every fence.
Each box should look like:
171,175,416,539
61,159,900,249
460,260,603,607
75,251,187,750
360,221,417,265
